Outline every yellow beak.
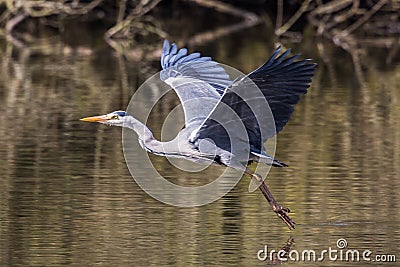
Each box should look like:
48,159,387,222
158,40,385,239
80,115,111,123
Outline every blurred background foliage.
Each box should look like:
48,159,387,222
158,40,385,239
0,0,399,58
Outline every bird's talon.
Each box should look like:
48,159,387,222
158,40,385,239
272,203,289,213
272,203,295,230
283,207,290,213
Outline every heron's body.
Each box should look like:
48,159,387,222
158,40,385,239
81,40,316,229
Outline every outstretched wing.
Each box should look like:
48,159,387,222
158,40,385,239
248,46,316,134
160,40,232,127
192,46,316,155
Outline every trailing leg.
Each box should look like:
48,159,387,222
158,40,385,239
245,169,295,230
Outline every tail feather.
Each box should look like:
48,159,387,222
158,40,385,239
250,151,288,167
272,159,288,167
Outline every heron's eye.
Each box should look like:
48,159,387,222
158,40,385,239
111,115,119,120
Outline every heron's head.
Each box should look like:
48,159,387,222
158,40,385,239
80,111,128,127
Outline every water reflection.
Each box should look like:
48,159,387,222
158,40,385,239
1,27,400,266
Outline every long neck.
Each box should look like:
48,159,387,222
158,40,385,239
124,115,154,142
124,115,162,150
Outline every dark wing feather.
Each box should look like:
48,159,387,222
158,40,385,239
248,46,316,133
192,46,316,154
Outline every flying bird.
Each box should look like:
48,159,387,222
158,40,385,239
81,40,316,230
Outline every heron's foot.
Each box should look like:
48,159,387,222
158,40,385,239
271,202,295,230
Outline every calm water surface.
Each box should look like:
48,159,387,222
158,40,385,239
1,27,400,266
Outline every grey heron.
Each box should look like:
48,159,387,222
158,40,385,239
81,40,316,230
